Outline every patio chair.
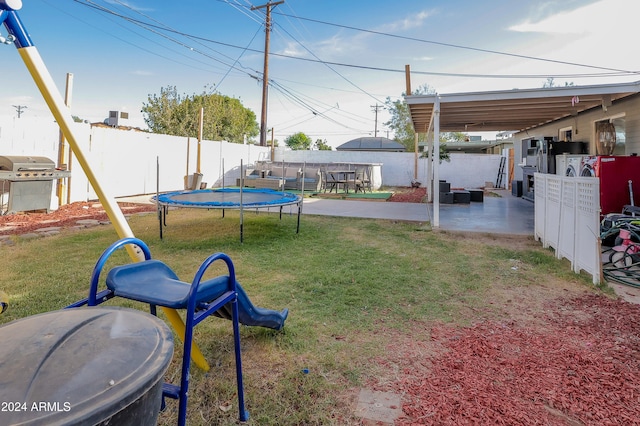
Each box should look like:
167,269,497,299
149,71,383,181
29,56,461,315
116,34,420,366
66,237,249,426
353,168,367,193
321,168,339,193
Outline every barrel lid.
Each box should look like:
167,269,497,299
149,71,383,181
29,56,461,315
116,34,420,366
0,307,174,425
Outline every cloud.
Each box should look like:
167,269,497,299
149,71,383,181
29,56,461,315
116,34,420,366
131,70,153,76
288,9,433,62
509,0,634,35
379,10,432,33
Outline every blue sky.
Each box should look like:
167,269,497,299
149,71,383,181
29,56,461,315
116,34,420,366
1,0,638,147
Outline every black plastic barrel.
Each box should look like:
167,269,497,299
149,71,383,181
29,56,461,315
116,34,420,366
0,307,173,426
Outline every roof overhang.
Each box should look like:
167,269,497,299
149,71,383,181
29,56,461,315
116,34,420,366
405,81,640,133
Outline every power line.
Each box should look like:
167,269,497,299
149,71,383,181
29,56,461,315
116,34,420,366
71,1,638,81
272,11,639,76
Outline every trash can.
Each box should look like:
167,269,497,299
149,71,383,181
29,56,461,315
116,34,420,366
0,307,173,426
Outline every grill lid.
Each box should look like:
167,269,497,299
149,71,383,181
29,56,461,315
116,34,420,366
0,155,56,172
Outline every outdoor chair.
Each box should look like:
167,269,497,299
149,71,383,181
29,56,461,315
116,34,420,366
321,168,339,193
353,168,367,193
66,237,249,426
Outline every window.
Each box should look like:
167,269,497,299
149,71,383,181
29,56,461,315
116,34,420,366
559,127,572,142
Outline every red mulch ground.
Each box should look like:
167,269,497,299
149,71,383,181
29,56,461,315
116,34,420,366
0,201,156,236
388,187,427,203
373,294,640,425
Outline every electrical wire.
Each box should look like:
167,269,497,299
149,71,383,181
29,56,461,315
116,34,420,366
58,1,640,140
71,1,639,81
272,11,640,76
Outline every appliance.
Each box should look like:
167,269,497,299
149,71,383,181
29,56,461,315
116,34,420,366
520,138,588,202
555,154,587,177
0,155,71,214
536,139,587,174
580,156,640,216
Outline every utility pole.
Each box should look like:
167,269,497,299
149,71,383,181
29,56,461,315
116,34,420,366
252,0,284,147
371,104,382,137
13,105,27,118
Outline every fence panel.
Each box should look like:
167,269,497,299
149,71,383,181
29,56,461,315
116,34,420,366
557,179,577,262
544,175,562,250
574,179,601,283
534,174,546,243
535,174,601,284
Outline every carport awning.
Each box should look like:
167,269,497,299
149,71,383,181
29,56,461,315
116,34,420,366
405,81,640,133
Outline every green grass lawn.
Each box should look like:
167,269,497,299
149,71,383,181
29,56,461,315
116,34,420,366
0,208,598,425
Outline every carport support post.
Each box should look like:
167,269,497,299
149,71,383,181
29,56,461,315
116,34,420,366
413,133,418,180
3,8,210,372
433,96,440,228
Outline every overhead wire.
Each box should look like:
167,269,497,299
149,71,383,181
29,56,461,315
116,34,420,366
107,0,260,89
73,0,257,79
69,0,366,132
61,0,640,139
272,11,640,76
70,1,637,81
43,0,224,74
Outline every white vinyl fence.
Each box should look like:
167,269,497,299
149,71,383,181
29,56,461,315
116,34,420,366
1,117,506,207
534,173,601,284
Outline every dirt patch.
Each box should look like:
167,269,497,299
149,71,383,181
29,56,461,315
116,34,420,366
0,201,156,236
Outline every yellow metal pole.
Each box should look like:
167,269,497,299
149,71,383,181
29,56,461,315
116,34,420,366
56,72,72,207
18,46,210,371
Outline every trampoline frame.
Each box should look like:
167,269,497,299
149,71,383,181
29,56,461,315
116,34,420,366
153,187,302,242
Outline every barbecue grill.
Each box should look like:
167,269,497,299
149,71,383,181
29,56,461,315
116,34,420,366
0,155,72,214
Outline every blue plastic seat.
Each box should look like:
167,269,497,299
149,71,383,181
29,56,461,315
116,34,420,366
105,260,233,309
67,237,249,426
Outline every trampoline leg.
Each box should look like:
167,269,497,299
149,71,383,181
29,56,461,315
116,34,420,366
296,204,301,234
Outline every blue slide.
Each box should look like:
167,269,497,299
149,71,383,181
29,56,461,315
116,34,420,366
102,256,288,331
212,280,289,331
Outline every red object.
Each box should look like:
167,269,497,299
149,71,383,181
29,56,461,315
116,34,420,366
584,155,640,216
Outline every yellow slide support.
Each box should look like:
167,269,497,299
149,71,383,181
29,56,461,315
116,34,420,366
18,46,210,371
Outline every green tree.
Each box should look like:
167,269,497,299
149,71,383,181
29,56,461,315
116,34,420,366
442,131,468,142
284,132,312,150
543,77,574,88
141,86,259,143
385,83,457,160
314,138,332,151
384,89,425,152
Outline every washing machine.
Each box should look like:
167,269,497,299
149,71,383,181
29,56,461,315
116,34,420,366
555,154,587,177
580,156,597,177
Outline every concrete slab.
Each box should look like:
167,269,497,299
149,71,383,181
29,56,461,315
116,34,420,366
34,227,62,233
75,219,101,226
301,190,535,236
354,389,402,424
609,282,640,304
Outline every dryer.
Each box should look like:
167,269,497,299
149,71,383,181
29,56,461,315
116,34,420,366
580,156,597,177
556,154,586,177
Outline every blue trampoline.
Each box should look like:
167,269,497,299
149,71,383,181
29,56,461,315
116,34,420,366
152,188,302,241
